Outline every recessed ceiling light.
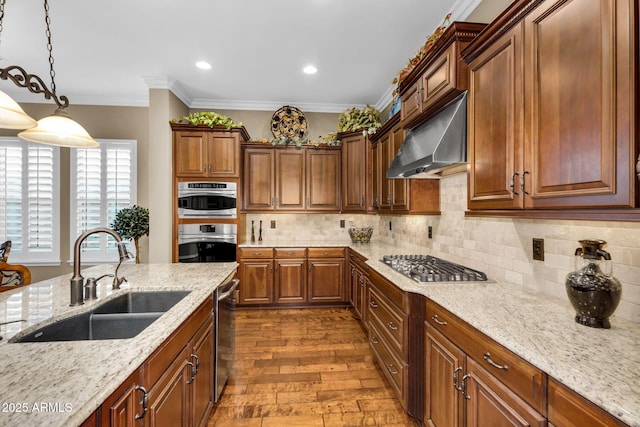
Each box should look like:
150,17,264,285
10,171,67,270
303,65,317,74
196,61,212,70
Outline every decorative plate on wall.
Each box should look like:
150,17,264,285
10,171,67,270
271,106,308,141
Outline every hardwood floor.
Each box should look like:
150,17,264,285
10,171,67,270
207,307,417,426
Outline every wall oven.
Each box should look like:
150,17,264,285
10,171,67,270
178,224,237,263
177,182,237,218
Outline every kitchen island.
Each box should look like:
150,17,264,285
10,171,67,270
240,239,640,426
0,262,237,427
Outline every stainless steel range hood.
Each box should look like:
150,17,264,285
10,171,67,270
387,92,467,179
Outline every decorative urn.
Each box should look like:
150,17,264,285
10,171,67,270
565,240,622,329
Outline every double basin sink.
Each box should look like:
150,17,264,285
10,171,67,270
13,291,190,343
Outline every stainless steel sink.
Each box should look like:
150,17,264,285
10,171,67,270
93,291,191,314
12,290,191,342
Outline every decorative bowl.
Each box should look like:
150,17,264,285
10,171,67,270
348,227,373,243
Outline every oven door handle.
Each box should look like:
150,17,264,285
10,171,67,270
178,211,237,218
218,279,240,302
178,236,237,245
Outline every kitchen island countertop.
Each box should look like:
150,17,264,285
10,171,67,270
241,239,639,426
0,262,237,427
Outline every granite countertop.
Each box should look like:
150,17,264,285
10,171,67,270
0,262,237,427
242,239,639,426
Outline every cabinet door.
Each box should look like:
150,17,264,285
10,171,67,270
238,259,273,305
523,0,635,208
308,258,345,302
341,134,367,211
146,348,190,427
306,150,341,211
352,267,364,319
191,320,214,427
101,370,142,427
243,149,275,211
401,79,423,124
275,258,307,304
467,24,525,210
207,134,239,177
421,43,456,111
391,125,409,211
174,131,207,177
371,142,382,209
425,325,465,427
276,150,305,210
465,357,546,427
379,133,393,211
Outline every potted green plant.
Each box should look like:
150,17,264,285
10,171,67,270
111,205,150,264
170,111,243,129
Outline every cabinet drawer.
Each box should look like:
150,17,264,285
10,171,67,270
307,247,345,258
274,247,307,258
368,321,407,407
239,247,274,258
426,300,547,414
367,286,407,356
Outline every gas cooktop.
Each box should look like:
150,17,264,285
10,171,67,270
382,254,488,283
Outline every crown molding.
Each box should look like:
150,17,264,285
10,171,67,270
450,0,484,21
373,84,395,112
189,98,365,113
143,76,193,107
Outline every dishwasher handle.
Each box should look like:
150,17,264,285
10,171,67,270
218,279,239,302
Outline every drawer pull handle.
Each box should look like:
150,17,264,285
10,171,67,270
386,321,398,331
370,336,378,344
453,366,463,392
386,364,399,375
134,385,148,420
369,301,378,309
252,252,260,256
323,251,330,255
432,315,447,326
483,352,508,370
461,374,471,400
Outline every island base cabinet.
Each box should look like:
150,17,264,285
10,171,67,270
146,347,191,427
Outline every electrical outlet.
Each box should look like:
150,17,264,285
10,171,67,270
389,221,392,231
532,238,544,261
428,226,433,239
270,220,276,229
340,220,345,228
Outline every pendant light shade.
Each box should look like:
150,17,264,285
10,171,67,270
0,89,37,129
18,108,98,147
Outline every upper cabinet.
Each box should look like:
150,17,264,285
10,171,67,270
172,124,250,178
464,0,638,213
340,131,373,213
399,22,487,130
370,115,441,214
242,145,341,212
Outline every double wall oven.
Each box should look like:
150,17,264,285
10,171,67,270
177,181,238,263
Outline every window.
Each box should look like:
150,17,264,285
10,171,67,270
70,139,137,263
0,138,60,265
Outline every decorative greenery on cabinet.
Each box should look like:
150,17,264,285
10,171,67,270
170,111,243,129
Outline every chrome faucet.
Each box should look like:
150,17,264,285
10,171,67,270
70,227,132,306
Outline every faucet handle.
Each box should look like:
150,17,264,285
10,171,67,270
112,275,128,290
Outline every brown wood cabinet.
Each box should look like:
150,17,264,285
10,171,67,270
172,125,249,178
340,131,372,212
238,246,346,307
547,378,628,427
307,247,345,303
348,250,368,322
424,300,547,426
93,294,216,427
370,115,441,214
399,22,486,130
464,0,637,212
243,146,341,212
367,268,411,410
275,248,307,304
238,247,274,305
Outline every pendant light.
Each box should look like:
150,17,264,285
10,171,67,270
0,0,98,147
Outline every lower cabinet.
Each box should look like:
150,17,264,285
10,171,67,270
95,294,215,427
424,300,546,426
348,249,369,323
366,268,410,409
238,246,346,307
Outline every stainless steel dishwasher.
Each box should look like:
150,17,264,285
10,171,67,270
214,275,239,402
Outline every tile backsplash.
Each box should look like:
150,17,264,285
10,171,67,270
246,173,640,324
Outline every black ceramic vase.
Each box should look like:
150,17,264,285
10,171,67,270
565,240,622,329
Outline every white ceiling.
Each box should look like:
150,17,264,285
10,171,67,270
0,0,488,112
